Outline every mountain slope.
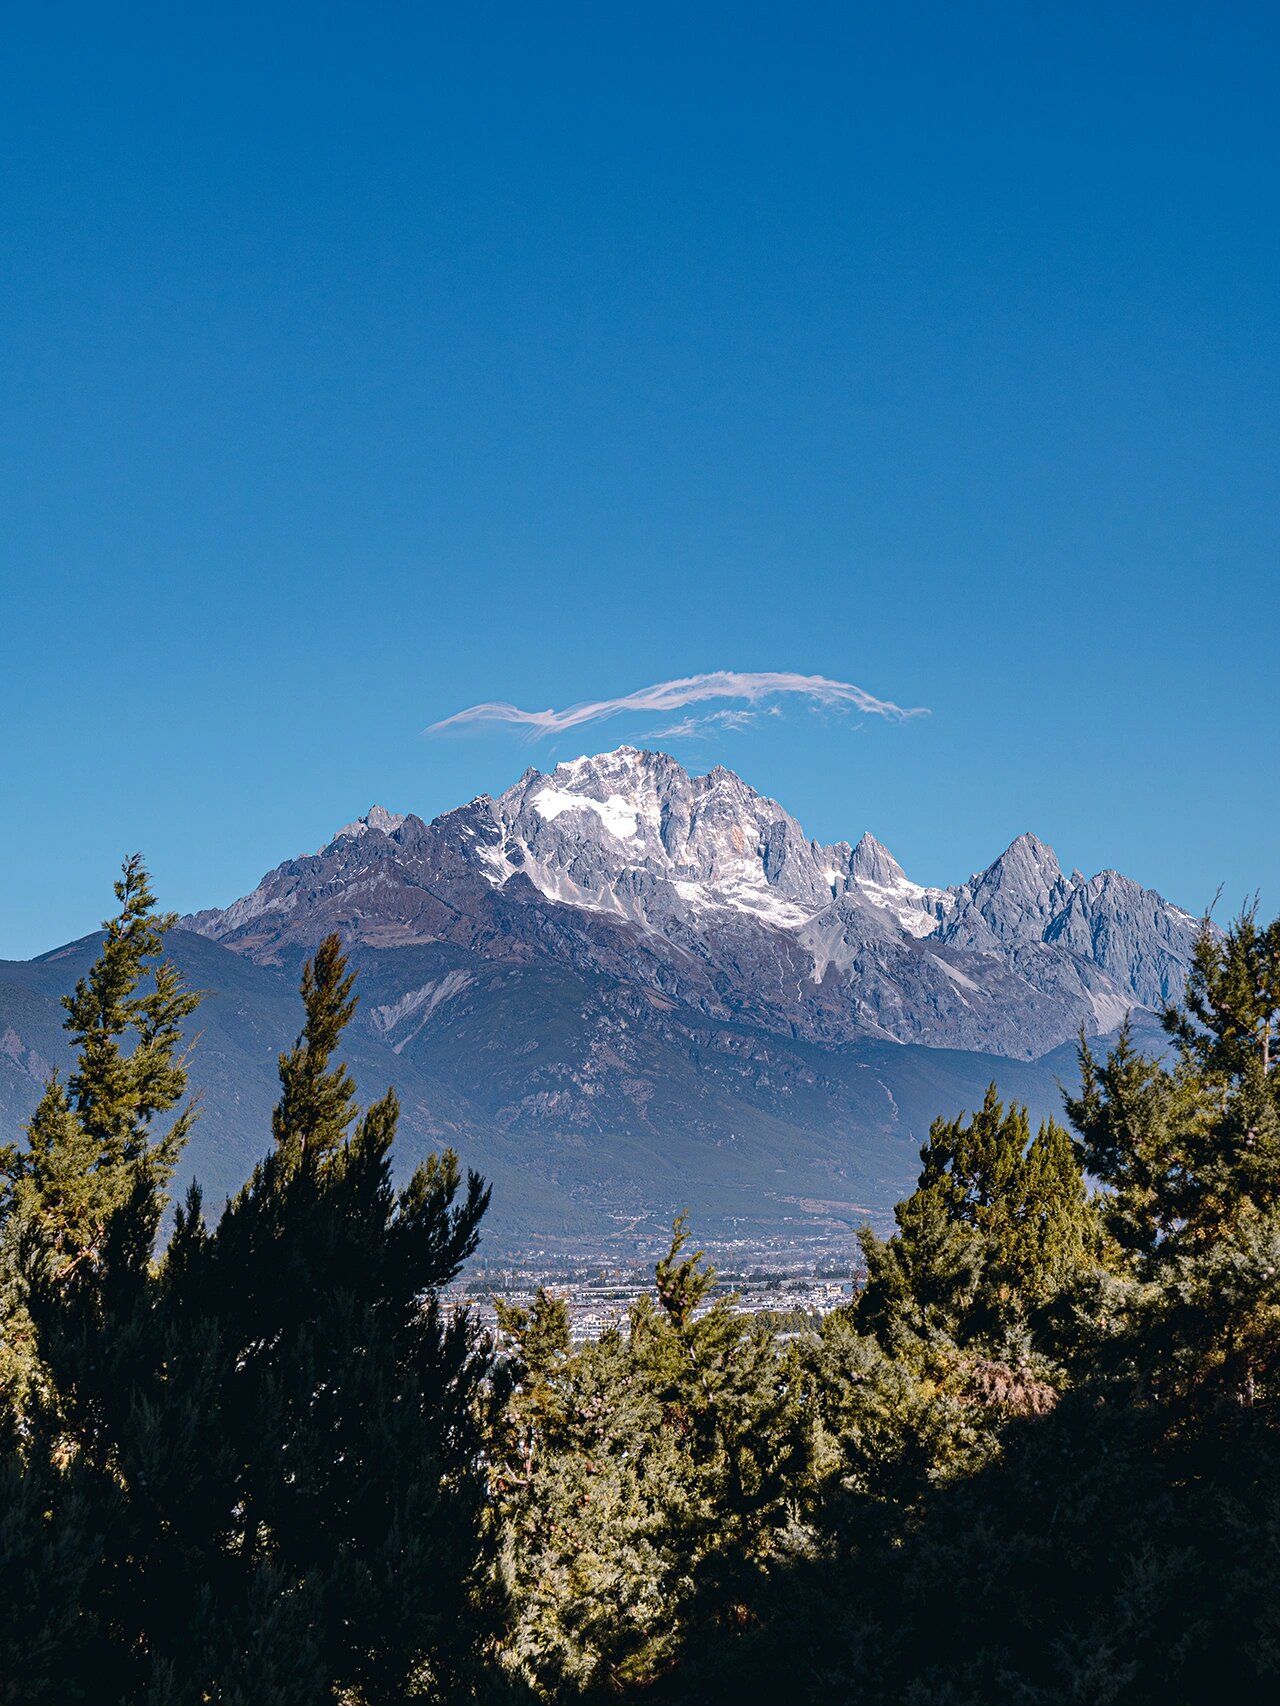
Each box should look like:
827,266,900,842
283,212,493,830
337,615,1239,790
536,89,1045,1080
1,929,1098,1251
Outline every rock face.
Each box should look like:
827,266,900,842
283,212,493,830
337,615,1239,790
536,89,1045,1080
184,746,1202,1061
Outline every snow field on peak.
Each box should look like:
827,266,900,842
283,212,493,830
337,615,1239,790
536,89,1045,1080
530,786,644,843
493,755,936,941
853,876,955,938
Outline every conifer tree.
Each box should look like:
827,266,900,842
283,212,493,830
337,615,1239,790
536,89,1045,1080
171,932,494,1701
4,919,497,1702
0,856,196,1416
493,1216,809,1694
184,933,495,1699
270,931,358,1166
0,855,197,1264
634,1216,811,1619
1167,907,1280,1086
1067,908,1280,1414
492,1286,572,1493
859,1085,1093,1361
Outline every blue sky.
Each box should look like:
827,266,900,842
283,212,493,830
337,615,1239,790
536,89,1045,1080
2,2,1276,957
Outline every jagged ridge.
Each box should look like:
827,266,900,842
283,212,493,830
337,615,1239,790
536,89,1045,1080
184,747,1201,1060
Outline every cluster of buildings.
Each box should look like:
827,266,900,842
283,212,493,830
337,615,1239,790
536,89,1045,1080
447,1244,859,1344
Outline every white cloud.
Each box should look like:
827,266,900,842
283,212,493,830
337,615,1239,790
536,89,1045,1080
646,708,759,739
426,670,927,738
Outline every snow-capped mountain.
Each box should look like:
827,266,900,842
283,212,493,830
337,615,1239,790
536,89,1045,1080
477,747,956,939
2,750,1204,1245
184,747,1201,1060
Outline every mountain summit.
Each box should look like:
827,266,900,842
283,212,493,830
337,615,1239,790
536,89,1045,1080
185,747,1200,1058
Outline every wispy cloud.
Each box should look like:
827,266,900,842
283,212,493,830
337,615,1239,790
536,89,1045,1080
426,670,927,738
651,706,761,740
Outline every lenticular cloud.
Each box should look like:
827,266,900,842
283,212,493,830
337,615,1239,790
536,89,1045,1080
426,670,927,737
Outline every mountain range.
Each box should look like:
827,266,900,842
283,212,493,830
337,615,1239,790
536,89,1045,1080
1,749,1200,1250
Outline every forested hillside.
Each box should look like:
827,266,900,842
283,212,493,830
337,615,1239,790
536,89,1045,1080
3,862,1278,1703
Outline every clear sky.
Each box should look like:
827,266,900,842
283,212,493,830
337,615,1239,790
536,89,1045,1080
2,2,1276,958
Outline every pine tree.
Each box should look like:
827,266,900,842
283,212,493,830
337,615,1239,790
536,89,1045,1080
0,854,197,1265
647,1217,812,1585
269,931,358,1167
859,1084,1093,1363
0,856,197,1418
492,1216,810,1695
1167,907,1280,1087
167,931,495,1700
5,920,497,1702
492,1286,572,1496
1067,909,1280,1416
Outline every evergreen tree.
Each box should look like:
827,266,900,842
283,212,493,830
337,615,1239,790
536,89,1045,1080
494,1311,679,1693
4,916,497,1703
1067,909,1280,1416
269,931,358,1166
859,1085,1093,1364
1167,906,1280,1087
636,1213,810,1578
184,933,495,1699
492,1217,809,1696
492,1286,572,1494
0,855,196,1416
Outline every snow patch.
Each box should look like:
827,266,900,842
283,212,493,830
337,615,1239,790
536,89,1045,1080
716,879,810,929
532,787,641,843
371,970,476,1052
856,876,953,938
665,874,809,930
477,840,516,886
797,914,857,983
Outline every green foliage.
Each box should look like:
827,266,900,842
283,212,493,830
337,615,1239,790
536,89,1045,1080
0,854,197,1259
1,896,496,1703
492,1217,810,1695
1167,905,1280,1086
1065,910,1280,1418
652,1210,717,1327
806,1305,1003,1514
0,856,197,1417
7,868,1280,1703
858,1084,1093,1364
270,930,359,1166
495,1286,572,1380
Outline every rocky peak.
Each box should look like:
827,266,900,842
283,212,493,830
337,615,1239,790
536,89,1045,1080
936,834,1070,951
850,832,907,889
1043,867,1202,1007
842,832,954,938
331,804,407,845
990,832,1065,889
480,747,835,925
